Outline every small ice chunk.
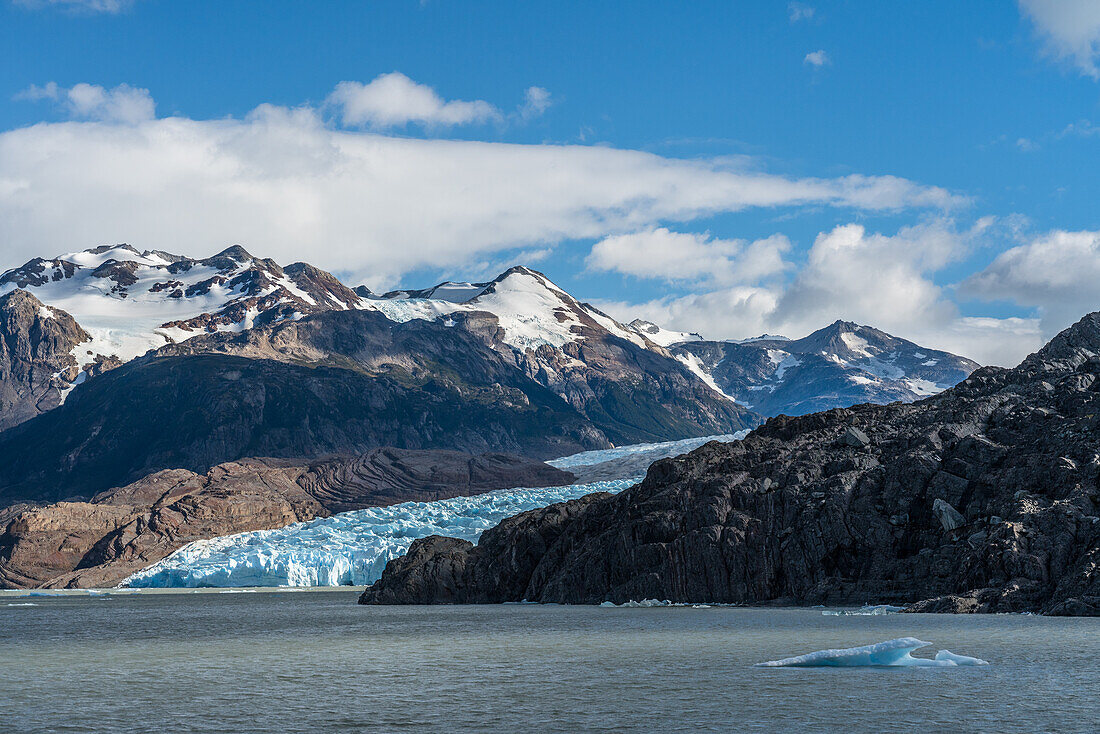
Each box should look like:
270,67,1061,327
822,604,904,616
755,637,989,667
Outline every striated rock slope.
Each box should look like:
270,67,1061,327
361,312,1100,615
0,447,571,589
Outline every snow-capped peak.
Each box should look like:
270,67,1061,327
363,265,649,352
627,319,704,348
0,244,361,367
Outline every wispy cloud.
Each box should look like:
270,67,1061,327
586,228,791,287
15,82,155,124
788,2,815,23
2,80,957,289
804,50,830,67
1019,0,1100,78
13,0,138,13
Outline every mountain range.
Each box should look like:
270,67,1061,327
0,244,976,505
361,311,1100,616
0,243,989,592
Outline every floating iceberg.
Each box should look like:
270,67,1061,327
822,604,905,616
599,599,674,608
755,638,989,667
122,477,639,588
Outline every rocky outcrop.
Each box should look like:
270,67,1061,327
0,447,572,589
0,290,91,432
361,312,1100,615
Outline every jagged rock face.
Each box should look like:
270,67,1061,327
670,320,979,416
361,313,1100,615
366,267,758,444
0,244,362,369
0,447,572,589
0,290,90,432
0,310,604,506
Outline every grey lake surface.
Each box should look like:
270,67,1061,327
2,590,1097,733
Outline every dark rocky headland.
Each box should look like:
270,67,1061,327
361,312,1100,615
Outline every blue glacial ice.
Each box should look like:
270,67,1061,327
755,638,989,667
546,431,748,470
121,477,639,588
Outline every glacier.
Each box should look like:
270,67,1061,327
755,638,989,668
546,431,748,470
121,477,639,588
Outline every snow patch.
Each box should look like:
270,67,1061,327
839,331,875,357
903,377,942,397
675,352,740,403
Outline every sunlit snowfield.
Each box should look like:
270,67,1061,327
2,591,1096,733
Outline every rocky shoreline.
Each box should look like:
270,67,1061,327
360,313,1100,616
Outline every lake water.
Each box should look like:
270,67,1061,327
2,590,1096,733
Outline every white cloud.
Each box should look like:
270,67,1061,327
962,229,1100,335
804,50,830,67
16,82,155,124
586,228,790,286
518,86,552,120
0,83,957,289
14,0,135,11
593,221,1043,366
789,3,815,22
1019,0,1100,78
327,72,500,129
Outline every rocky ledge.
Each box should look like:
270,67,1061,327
0,447,571,589
360,313,1100,615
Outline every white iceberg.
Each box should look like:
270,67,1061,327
122,477,639,588
755,638,989,667
822,604,905,616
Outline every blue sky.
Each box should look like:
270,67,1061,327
1,0,1099,364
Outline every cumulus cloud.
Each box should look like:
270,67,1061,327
0,83,957,288
804,50,830,67
327,72,500,129
1019,0,1100,78
962,229,1100,335
586,228,790,286
593,221,1043,366
16,82,155,124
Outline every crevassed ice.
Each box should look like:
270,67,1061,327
121,477,639,589
755,638,989,667
547,431,749,470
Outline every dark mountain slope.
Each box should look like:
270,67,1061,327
362,312,1100,615
0,310,605,506
0,290,93,431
